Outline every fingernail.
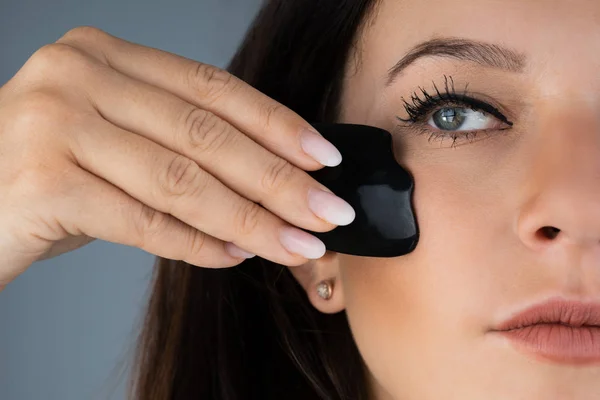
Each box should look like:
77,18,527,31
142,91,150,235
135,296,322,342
307,187,356,226
225,242,256,259
279,226,326,259
300,128,342,167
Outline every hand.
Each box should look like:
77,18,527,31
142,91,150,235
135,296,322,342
0,26,355,288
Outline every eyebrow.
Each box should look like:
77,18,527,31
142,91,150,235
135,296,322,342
386,37,526,86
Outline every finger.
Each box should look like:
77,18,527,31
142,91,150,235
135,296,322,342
38,236,97,261
55,27,343,170
53,167,249,268
68,116,325,266
64,57,349,232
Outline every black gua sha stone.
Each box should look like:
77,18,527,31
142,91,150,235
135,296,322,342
304,123,419,258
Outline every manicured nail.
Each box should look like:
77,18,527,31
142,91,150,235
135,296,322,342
279,226,326,259
225,242,256,259
307,187,356,226
300,128,342,167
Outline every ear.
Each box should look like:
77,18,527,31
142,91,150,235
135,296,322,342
288,250,345,314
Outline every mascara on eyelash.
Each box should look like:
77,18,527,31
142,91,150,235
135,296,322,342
397,74,514,126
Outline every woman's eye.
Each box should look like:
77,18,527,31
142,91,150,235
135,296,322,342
428,107,505,131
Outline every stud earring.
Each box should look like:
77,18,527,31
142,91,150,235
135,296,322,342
316,280,333,300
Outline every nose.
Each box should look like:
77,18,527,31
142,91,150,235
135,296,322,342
516,104,600,251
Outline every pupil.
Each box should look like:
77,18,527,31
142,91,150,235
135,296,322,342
434,108,465,130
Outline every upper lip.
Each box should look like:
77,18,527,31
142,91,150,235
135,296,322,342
493,297,600,331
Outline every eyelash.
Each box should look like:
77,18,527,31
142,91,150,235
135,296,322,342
395,75,513,147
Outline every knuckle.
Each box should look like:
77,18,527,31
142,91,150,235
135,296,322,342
56,26,108,47
159,155,208,199
186,232,245,269
188,62,239,102
233,201,262,237
29,43,86,75
181,108,231,155
186,229,208,259
260,157,296,195
132,204,169,247
258,102,284,130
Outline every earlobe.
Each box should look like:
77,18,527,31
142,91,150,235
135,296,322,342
288,251,346,314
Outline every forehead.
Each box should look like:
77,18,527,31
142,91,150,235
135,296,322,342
338,0,600,124
356,0,600,82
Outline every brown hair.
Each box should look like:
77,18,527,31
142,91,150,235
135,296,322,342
130,1,379,398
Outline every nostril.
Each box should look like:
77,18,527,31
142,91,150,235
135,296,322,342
537,226,561,240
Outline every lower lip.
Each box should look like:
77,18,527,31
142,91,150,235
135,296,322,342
497,324,600,365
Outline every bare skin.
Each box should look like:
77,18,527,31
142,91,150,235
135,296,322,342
290,0,600,399
3,1,600,398
0,26,356,289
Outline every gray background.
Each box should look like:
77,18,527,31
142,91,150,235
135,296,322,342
0,1,262,399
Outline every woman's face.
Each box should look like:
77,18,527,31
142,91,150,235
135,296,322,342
317,0,600,398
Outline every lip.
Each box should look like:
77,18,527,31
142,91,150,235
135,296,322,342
491,297,600,365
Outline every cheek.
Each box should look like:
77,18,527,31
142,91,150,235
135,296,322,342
338,160,512,393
